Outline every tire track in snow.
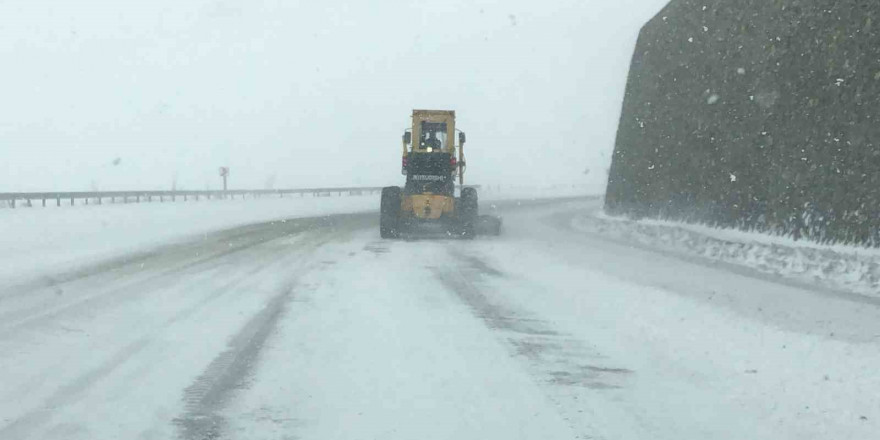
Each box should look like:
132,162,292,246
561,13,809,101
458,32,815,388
171,226,347,440
433,248,635,439
433,251,632,388
0,214,369,337
0,243,292,336
0,213,373,302
0,247,303,440
173,281,296,440
0,217,352,439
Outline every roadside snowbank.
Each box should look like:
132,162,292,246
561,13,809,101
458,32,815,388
572,210,880,298
0,185,591,284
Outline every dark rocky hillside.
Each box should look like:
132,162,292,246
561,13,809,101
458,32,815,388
606,0,880,245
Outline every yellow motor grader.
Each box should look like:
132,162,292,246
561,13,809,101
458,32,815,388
380,110,500,239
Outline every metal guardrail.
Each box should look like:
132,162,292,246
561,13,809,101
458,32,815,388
0,187,386,208
0,184,590,209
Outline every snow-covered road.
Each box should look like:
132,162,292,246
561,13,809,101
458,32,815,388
1,198,878,440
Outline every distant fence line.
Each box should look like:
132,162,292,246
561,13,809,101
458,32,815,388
0,183,590,209
0,187,385,208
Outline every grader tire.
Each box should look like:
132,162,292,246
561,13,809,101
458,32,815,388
459,187,478,239
380,186,402,238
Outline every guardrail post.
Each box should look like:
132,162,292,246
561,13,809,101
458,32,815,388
26,199,32,207
10,199,14,209
57,197,61,207
70,197,74,206
42,198,46,207
183,194,187,201
97,197,102,205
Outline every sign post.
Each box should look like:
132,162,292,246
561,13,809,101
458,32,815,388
219,167,229,192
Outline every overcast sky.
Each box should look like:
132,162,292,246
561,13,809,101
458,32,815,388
0,0,668,192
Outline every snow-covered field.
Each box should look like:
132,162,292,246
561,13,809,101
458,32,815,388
1,197,877,440
573,208,880,299
0,185,591,284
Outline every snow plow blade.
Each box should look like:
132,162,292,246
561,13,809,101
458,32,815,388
476,215,502,236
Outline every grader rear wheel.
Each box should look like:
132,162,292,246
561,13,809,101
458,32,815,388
380,186,402,238
458,187,478,239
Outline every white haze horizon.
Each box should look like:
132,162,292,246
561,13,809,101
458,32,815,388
0,0,668,192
